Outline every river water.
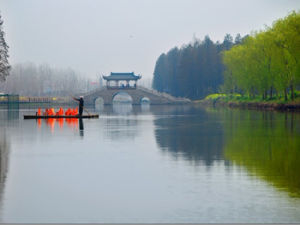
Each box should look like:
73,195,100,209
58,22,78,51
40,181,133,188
0,104,299,223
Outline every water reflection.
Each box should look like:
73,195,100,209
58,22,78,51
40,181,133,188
141,103,150,112
0,131,10,212
38,118,84,136
112,103,133,115
103,116,139,141
79,118,84,137
0,106,300,223
96,104,152,116
153,106,300,197
222,109,300,197
0,107,19,123
154,106,225,166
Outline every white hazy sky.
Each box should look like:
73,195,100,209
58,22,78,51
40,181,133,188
1,0,300,80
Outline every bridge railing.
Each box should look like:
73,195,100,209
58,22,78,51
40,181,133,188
80,87,103,97
138,86,190,102
81,86,191,103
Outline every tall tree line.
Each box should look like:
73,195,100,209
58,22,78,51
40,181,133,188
0,12,10,82
223,11,300,100
152,34,243,99
0,63,94,96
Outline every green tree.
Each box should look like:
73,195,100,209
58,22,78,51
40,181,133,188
272,11,300,100
152,53,168,92
234,33,242,45
222,11,300,100
152,34,238,100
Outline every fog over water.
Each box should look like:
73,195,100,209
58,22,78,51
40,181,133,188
1,0,300,79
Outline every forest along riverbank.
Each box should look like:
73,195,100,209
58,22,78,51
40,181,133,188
196,93,300,111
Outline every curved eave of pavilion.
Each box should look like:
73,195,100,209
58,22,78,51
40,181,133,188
102,75,141,81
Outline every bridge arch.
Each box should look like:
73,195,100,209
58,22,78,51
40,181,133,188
94,97,104,110
140,97,150,104
112,91,133,104
95,97,104,105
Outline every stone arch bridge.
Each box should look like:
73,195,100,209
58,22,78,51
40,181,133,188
83,87,191,105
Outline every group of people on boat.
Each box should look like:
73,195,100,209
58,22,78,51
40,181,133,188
36,96,84,116
37,107,78,116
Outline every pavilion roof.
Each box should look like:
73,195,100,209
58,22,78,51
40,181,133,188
103,72,141,81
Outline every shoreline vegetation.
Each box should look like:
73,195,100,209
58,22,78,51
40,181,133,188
221,11,300,103
196,92,300,110
200,11,300,111
152,11,300,110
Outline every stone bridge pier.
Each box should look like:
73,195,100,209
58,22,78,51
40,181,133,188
83,87,190,105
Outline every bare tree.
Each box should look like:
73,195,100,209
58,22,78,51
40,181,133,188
0,12,10,82
1,63,93,96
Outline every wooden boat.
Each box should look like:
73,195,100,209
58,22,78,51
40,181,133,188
24,114,99,119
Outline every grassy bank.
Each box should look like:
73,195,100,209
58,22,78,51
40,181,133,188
196,92,300,110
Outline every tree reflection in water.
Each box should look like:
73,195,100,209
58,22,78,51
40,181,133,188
223,109,300,197
154,106,225,166
112,103,133,115
0,109,12,203
102,117,139,141
154,106,300,197
0,131,10,210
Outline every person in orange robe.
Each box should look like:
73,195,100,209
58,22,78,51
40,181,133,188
37,108,41,116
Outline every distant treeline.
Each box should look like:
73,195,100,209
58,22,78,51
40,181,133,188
152,34,245,99
223,11,300,100
0,63,95,96
153,11,300,101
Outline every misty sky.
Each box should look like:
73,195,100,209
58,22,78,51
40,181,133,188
1,0,300,80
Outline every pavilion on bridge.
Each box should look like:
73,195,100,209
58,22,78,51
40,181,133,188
103,72,141,89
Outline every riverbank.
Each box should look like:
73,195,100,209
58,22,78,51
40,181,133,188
196,93,300,110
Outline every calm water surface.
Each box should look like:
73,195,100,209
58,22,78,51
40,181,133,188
0,104,300,223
